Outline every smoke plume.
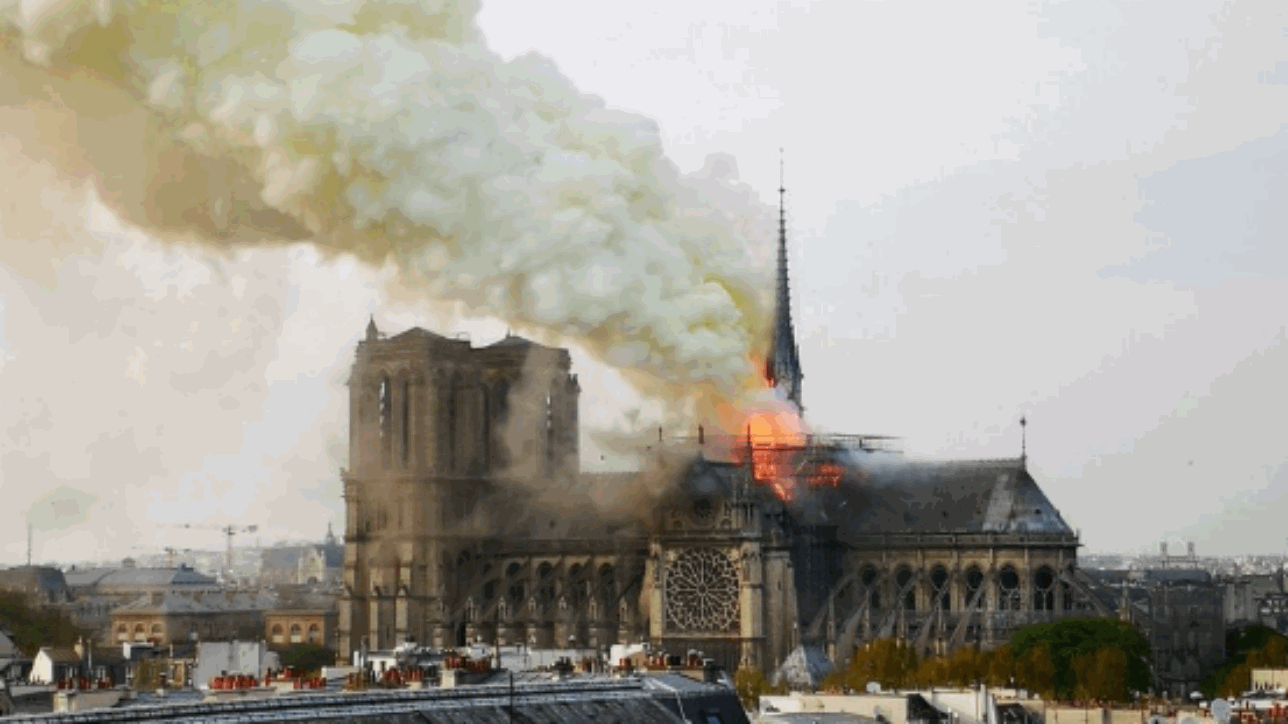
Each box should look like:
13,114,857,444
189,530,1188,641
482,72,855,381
25,484,99,533
0,0,778,415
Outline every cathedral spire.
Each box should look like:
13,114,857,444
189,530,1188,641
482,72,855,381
765,148,804,411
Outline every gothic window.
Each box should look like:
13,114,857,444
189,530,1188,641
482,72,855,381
599,564,616,603
1033,566,1056,611
544,391,555,467
379,375,392,469
665,548,741,633
862,566,880,610
930,566,950,612
401,379,410,466
966,566,985,608
448,374,461,474
998,566,1021,611
538,563,555,605
895,567,915,612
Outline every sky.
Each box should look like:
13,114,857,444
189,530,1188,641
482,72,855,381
0,0,1285,562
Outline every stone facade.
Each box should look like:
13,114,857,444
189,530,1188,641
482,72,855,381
266,609,336,648
338,323,1114,675
339,321,580,657
109,593,265,646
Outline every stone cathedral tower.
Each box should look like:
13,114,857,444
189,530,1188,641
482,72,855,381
338,319,579,659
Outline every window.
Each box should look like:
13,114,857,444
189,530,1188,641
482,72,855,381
379,375,392,469
307,624,321,645
290,624,302,644
401,380,410,466
271,624,284,644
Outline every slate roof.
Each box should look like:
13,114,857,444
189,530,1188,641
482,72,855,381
771,646,834,690
798,456,1074,539
4,678,699,723
661,453,1074,542
64,566,217,590
113,591,269,615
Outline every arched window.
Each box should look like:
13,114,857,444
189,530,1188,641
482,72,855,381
271,624,285,644
599,564,616,603
150,623,163,638
862,566,880,610
998,566,1021,611
895,567,915,612
930,566,950,612
289,624,302,644
1033,566,1056,611
307,624,321,645
133,624,146,642
966,566,985,608
401,379,411,466
379,375,392,469
538,562,555,605
116,625,128,643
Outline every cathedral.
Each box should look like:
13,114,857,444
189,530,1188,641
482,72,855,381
338,186,1114,676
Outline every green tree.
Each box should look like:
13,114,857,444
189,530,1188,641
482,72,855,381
1010,618,1150,701
1203,626,1288,698
274,643,336,675
0,592,85,655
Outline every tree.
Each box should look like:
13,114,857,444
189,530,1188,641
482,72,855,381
944,646,986,686
1019,644,1056,698
985,646,1015,688
275,643,335,675
0,592,85,656
734,668,785,710
1010,618,1150,701
1203,626,1288,698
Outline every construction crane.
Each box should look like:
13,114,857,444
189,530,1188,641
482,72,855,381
166,523,259,583
130,545,196,568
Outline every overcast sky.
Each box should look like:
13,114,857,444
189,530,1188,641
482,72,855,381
1,0,1285,562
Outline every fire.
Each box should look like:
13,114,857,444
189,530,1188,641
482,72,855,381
697,354,850,501
711,353,817,502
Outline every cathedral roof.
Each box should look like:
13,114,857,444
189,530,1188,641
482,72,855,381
812,457,1074,538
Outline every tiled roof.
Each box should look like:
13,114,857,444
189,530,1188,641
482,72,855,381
37,647,80,664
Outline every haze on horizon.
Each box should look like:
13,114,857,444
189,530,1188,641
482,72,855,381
0,0,1284,564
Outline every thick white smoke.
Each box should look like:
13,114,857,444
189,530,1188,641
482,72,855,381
0,0,777,414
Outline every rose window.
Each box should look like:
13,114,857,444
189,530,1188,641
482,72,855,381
665,548,740,633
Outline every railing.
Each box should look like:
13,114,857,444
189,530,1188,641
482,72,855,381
846,532,1080,548
662,432,904,456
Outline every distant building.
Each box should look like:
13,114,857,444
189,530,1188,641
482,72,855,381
64,563,221,642
1084,567,1225,697
265,590,338,649
109,591,268,646
28,647,81,685
1222,573,1288,632
260,536,342,589
0,566,72,608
